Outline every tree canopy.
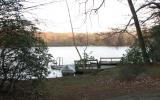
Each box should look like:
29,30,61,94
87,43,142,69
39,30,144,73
0,0,54,92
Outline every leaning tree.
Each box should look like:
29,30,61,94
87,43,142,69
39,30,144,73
75,0,160,63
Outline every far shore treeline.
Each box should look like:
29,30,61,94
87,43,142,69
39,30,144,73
37,32,135,46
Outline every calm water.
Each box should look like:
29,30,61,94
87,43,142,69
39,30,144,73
0,46,129,78
48,46,128,65
47,46,128,78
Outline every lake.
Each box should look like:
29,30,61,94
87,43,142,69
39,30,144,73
47,46,128,78
0,46,129,78
48,46,128,65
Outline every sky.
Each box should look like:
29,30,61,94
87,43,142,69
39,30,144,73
23,0,146,33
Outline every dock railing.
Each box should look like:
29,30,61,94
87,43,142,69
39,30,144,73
99,57,121,65
74,57,122,71
74,59,99,70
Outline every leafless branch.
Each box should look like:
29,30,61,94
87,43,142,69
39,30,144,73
92,0,105,13
23,0,62,10
119,1,160,36
140,12,156,24
65,0,82,60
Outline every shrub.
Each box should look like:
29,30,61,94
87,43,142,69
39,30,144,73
120,43,144,64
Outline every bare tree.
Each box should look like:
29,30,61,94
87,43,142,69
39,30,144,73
127,0,150,63
76,0,160,63
65,0,83,61
20,0,159,63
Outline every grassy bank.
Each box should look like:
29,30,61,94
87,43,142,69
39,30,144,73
1,64,160,100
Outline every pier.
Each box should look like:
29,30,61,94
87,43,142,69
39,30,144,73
99,57,121,65
75,57,122,70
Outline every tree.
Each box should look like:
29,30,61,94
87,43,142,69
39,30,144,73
0,0,54,92
76,0,160,63
120,24,160,64
127,0,150,63
65,0,82,60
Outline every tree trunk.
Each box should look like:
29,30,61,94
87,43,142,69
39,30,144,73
127,0,150,63
65,0,82,60
65,0,88,70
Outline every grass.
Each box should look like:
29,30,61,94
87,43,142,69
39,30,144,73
97,67,121,78
145,64,160,78
1,64,160,100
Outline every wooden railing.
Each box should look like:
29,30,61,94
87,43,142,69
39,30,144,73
99,57,121,65
74,57,122,70
74,59,99,69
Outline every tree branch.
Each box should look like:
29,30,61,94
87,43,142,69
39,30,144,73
65,0,82,60
23,0,61,10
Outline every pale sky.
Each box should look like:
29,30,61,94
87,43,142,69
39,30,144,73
23,0,147,33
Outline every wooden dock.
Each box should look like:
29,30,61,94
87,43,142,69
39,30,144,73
75,57,121,70
99,57,121,65
74,59,99,70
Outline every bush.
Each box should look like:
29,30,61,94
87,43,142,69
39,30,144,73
120,25,160,64
120,43,144,64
